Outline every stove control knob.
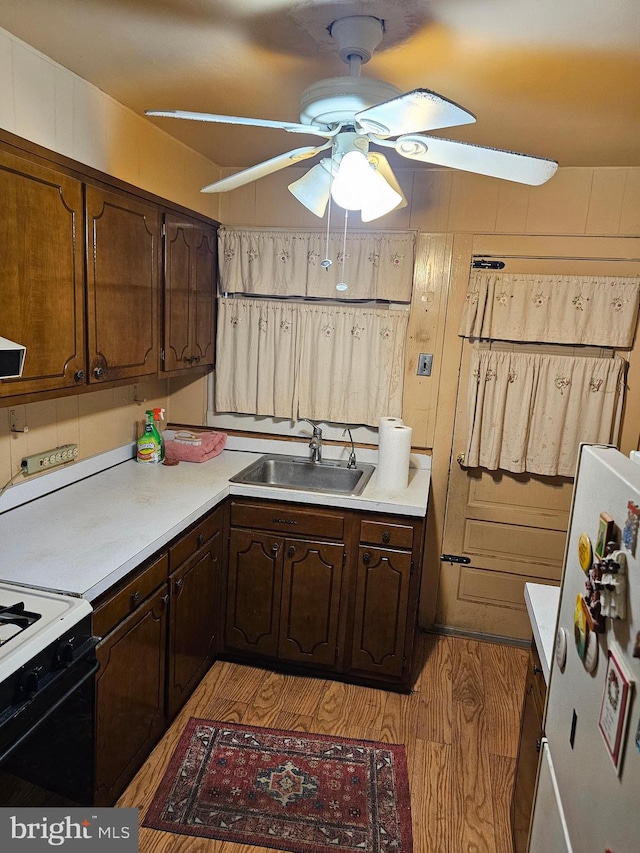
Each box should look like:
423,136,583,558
21,667,42,696
57,641,76,666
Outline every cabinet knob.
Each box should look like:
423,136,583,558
382,531,390,544
288,545,296,558
363,551,371,564
193,355,200,364
175,578,184,591
197,533,205,548
93,366,105,379
533,664,543,676
535,739,542,753
271,543,280,554
130,590,141,607
74,369,85,383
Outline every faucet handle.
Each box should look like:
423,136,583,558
302,418,322,437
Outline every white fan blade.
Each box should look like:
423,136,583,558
145,109,335,138
356,89,476,136
386,134,558,185
201,142,332,193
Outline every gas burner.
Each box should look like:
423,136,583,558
0,602,41,647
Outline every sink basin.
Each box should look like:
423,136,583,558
229,454,375,496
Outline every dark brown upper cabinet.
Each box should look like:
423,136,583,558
163,212,217,373
85,185,161,384
0,147,86,398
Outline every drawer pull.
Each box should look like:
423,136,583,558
382,531,390,544
363,552,371,564
197,533,205,548
130,590,141,607
272,518,298,525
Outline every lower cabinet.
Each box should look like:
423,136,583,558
92,508,223,805
512,642,546,853
226,526,345,669
225,499,424,690
94,571,168,806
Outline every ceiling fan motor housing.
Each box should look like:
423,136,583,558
299,76,402,128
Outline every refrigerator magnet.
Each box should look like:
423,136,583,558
598,646,634,774
578,531,593,572
574,594,589,660
595,511,615,560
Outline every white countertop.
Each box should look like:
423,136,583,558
0,441,430,603
525,582,561,684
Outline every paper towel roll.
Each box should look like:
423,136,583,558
377,424,412,491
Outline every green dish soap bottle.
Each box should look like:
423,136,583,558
137,410,161,463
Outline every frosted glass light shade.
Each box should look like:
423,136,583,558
331,150,402,220
288,161,332,217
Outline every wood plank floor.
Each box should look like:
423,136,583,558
118,633,528,853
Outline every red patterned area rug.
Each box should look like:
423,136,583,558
143,718,413,852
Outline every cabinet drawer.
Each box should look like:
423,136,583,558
169,506,223,570
360,519,414,549
93,552,168,637
230,501,344,539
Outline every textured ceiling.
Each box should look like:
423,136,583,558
0,0,639,170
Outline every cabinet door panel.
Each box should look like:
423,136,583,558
279,540,344,668
167,530,221,718
192,226,216,366
163,213,216,372
86,185,159,382
350,547,412,679
94,584,167,805
0,149,85,396
226,529,282,657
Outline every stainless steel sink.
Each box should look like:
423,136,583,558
229,454,375,496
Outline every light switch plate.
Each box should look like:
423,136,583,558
417,353,433,376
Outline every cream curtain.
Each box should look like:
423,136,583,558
218,228,415,302
459,272,640,346
296,304,408,425
465,347,626,476
215,298,299,418
215,297,408,426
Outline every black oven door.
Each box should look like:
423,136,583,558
0,640,98,806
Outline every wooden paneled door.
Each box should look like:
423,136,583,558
0,147,85,397
163,213,216,372
438,243,640,640
85,185,160,383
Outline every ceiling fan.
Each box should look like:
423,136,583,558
146,15,558,221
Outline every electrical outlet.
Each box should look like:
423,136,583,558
21,444,79,475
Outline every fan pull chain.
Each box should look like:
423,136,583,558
321,196,332,270
336,208,348,291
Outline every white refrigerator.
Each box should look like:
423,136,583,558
529,445,640,852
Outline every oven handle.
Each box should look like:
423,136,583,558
0,657,99,764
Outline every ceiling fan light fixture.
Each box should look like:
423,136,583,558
288,160,333,217
330,150,402,217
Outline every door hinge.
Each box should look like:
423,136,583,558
471,258,505,270
162,222,166,237
342,551,347,567
410,560,414,574
440,554,471,564
160,348,165,363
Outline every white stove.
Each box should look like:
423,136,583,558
0,582,92,683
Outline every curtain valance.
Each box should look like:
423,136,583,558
218,228,415,302
214,298,408,426
459,272,640,346
465,347,625,477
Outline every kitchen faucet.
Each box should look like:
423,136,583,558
302,419,323,462
344,428,357,469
